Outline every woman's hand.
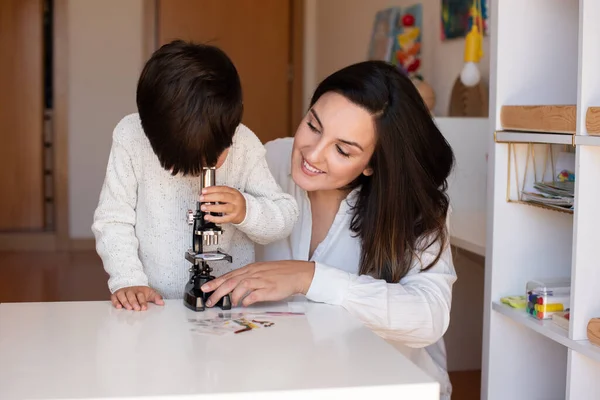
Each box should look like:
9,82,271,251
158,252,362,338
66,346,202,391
200,186,246,225
201,261,316,307
111,286,164,311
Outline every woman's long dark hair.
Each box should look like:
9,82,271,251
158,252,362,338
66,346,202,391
310,61,455,283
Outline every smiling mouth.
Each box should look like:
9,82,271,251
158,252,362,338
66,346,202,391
302,159,325,175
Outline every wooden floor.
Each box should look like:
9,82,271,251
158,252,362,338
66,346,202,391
0,250,481,399
0,250,108,303
449,370,481,400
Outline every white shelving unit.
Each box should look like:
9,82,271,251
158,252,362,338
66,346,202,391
575,135,600,146
495,131,575,146
482,1,600,399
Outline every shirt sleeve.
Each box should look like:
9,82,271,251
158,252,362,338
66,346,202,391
91,129,149,293
305,224,456,348
233,137,299,245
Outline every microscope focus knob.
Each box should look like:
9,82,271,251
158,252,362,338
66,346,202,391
187,210,194,225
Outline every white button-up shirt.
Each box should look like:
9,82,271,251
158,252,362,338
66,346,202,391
256,137,457,399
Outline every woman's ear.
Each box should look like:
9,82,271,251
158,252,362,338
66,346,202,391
363,166,374,177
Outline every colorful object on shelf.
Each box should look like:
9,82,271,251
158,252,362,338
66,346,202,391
551,311,570,330
368,5,423,80
557,169,575,182
525,278,571,320
368,8,397,63
393,4,423,79
500,295,527,309
441,0,489,40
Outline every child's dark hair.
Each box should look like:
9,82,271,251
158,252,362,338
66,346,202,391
136,40,243,176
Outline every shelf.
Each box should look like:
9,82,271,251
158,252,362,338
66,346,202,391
495,131,575,145
508,200,574,215
575,135,600,146
496,131,600,146
493,302,600,363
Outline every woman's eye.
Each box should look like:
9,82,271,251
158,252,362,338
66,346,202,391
336,145,350,158
307,121,319,133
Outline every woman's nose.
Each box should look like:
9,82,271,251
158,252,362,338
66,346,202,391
304,145,325,165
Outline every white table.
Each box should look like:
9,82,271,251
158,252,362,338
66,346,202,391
0,298,439,399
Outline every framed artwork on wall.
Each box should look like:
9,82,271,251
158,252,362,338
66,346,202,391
441,0,489,40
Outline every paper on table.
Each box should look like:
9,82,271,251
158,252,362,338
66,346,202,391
189,317,266,336
188,311,305,336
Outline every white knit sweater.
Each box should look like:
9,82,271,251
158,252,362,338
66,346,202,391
92,114,299,299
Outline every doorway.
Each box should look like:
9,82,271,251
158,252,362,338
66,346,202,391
0,0,68,250
153,0,304,144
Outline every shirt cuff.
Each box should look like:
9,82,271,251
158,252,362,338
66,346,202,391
108,273,149,294
305,262,351,305
232,193,259,232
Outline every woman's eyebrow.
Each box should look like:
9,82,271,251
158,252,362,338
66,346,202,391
310,109,363,151
309,109,323,129
338,139,363,151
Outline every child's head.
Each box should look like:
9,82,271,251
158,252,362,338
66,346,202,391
136,40,243,176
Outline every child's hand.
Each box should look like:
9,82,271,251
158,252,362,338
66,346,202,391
111,286,164,311
199,186,247,225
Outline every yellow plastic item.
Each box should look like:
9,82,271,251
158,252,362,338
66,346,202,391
464,24,483,63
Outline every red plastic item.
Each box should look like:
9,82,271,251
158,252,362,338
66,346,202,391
402,14,415,26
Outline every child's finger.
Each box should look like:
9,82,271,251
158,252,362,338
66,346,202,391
136,292,148,310
204,214,234,224
201,185,236,195
126,290,141,311
149,291,165,305
117,291,132,310
199,192,235,204
110,294,122,309
201,203,234,215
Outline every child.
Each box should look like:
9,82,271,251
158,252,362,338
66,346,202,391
92,40,299,311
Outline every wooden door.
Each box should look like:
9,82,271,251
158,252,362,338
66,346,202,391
0,0,44,231
157,0,297,144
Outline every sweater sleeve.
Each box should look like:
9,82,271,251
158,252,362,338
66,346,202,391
305,224,456,348
233,138,299,245
91,131,149,293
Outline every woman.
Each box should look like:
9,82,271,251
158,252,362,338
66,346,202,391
201,60,457,399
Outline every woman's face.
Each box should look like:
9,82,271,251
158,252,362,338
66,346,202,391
291,92,376,192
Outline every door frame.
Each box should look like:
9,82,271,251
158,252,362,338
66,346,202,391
145,0,305,136
0,0,69,251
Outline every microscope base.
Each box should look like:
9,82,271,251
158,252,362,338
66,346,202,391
183,274,231,312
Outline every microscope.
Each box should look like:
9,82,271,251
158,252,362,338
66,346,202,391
183,166,232,311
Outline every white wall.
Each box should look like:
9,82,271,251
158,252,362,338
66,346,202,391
305,0,490,117
67,0,145,238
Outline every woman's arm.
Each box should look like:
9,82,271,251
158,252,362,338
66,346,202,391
200,238,455,349
306,240,455,348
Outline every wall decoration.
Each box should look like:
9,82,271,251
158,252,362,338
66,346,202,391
367,8,397,62
368,5,423,80
368,5,435,113
441,0,489,40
